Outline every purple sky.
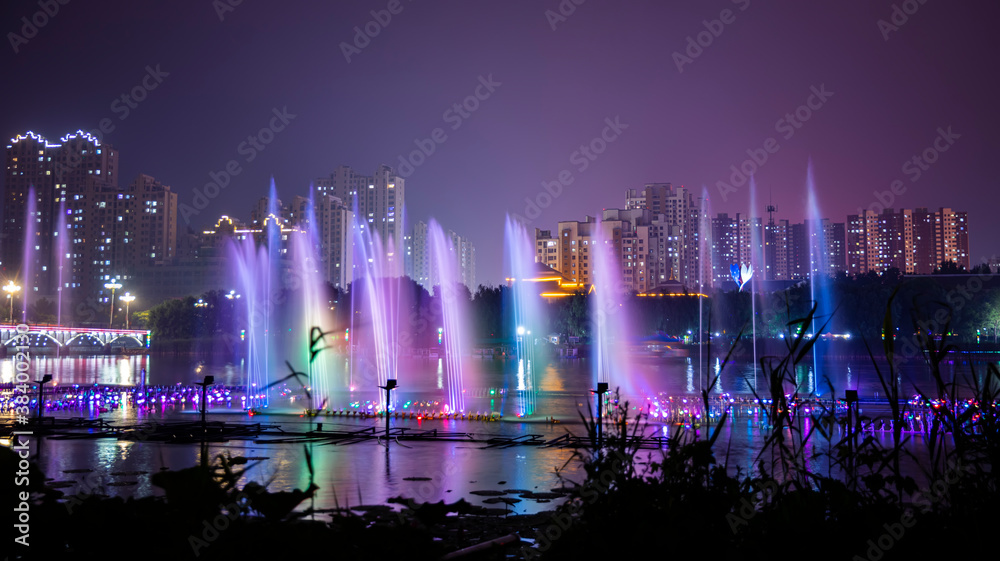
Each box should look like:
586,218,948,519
3,0,998,285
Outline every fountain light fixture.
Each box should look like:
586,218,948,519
225,290,240,300
517,326,526,336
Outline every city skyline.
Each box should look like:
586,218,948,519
1,127,972,321
1,1,997,285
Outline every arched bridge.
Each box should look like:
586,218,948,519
1,324,150,351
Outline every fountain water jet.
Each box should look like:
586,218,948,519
805,162,831,395
230,236,271,410
504,216,541,417
427,219,471,413
590,217,636,397
292,189,337,412
699,187,713,393
749,176,763,390
22,187,37,322
352,214,403,412
55,200,70,325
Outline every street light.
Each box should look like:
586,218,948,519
119,293,135,329
104,280,122,328
3,281,20,323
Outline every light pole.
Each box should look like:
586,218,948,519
119,293,135,329
197,375,215,433
4,281,20,323
104,280,122,328
379,379,397,442
36,374,52,421
592,382,609,449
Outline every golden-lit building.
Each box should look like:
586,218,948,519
506,261,591,299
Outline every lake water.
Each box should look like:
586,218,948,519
2,350,992,514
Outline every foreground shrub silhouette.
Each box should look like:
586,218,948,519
530,301,999,559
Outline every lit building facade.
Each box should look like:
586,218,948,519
847,207,968,274
315,164,404,266
407,220,477,293
3,131,119,300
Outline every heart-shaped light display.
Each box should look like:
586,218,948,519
730,264,741,287
739,264,753,291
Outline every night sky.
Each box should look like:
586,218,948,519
2,0,998,285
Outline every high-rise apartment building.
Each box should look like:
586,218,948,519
66,174,178,298
711,213,763,287
624,183,704,290
535,216,616,288
535,183,706,294
4,131,178,309
409,220,430,288
315,164,404,265
407,220,476,293
252,194,354,289
764,215,791,281
936,208,969,270
3,131,119,300
847,207,968,274
711,213,739,288
125,174,178,268
311,194,354,289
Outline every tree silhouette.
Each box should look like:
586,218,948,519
933,260,966,274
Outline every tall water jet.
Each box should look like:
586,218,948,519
699,187,713,393
55,199,70,325
22,187,37,322
590,217,636,397
504,216,541,417
805,162,830,395
748,176,762,390
263,180,283,402
231,236,270,410
293,191,335,411
428,219,469,413
352,213,403,411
